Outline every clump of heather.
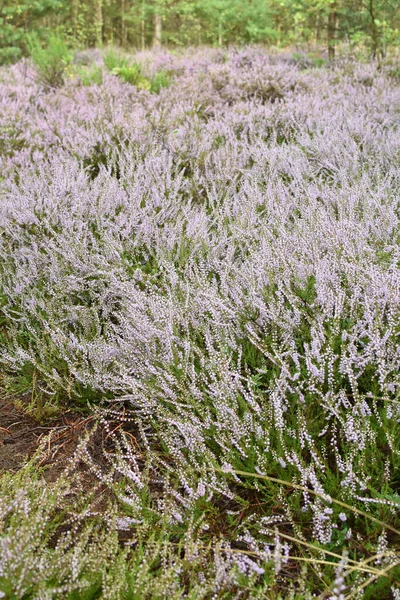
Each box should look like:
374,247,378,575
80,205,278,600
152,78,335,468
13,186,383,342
0,434,272,599
1,48,400,597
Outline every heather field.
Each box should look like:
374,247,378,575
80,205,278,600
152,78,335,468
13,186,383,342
1,48,400,599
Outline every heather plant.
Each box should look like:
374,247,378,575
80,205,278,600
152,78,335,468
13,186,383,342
0,431,290,599
1,48,400,596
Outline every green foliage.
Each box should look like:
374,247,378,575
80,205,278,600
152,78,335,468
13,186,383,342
0,0,67,65
76,63,103,86
388,67,400,80
1,0,400,59
150,69,172,93
0,14,24,66
103,47,129,72
27,33,72,88
113,64,151,89
0,44,22,65
113,64,173,93
103,48,150,88
292,51,328,68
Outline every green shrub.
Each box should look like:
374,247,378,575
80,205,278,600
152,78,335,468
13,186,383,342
76,64,103,86
150,69,172,93
291,51,327,69
103,49,154,90
27,34,72,89
0,45,22,66
118,67,150,89
388,67,400,80
103,47,129,72
309,55,328,68
113,63,151,89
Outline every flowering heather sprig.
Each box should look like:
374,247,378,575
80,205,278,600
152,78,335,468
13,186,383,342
0,435,274,599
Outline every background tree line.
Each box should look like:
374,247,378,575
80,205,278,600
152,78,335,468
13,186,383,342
0,0,399,64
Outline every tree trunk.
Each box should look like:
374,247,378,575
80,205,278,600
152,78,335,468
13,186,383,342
141,0,146,49
153,13,162,46
141,19,145,49
120,0,127,46
316,12,322,43
71,0,78,40
327,3,337,61
368,0,380,59
95,0,103,47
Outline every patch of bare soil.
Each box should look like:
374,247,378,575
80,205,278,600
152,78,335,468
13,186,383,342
0,397,153,538
0,397,56,473
0,397,122,482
